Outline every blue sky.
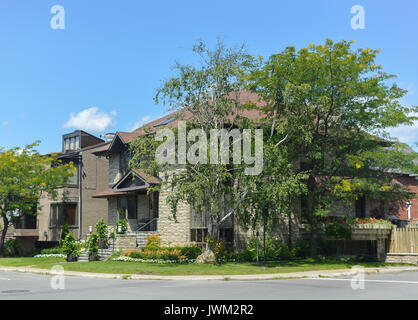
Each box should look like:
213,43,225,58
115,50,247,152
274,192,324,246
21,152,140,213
0,0,417,154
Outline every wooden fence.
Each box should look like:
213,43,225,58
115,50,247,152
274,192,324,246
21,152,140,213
389,226,418,253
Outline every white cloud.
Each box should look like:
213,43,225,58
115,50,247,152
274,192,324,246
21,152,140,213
128,115,151,131
386,112,418,149
63,107,117,133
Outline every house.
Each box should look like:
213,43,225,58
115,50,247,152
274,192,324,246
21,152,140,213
35,130,110,245
90,91,417,255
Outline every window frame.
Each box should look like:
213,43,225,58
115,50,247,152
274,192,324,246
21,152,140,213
49,202,78,228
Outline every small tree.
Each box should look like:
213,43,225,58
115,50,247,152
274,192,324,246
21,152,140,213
95,219,108,249
0,142,75,257
62,233,79,261
60,223,69,245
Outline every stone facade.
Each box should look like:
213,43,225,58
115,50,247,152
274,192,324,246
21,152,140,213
108,153,122,187
385,253,418,264
115,234,137,252
157,183,191,246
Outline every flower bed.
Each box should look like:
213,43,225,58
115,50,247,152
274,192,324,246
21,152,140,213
353,217,393,226
319,216,393,227
34,254,66,258
112,256,196,264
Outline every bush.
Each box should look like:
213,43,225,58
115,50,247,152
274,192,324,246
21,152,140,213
179,246,202,259
145,234,161,247
87,233,99,255
95,219,108,241
233,236,299,262
126,245,201,261
60,223,69,244
41,247,62,255
4,238,23,257
129,249,182,261
116,219,128,234
62,233,79,257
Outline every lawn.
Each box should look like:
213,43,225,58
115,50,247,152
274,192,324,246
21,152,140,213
0,257,403,275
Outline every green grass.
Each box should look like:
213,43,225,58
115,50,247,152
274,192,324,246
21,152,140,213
0,257,406,275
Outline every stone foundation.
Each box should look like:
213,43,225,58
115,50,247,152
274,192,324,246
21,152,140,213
385,253,418,265
115,234,136,251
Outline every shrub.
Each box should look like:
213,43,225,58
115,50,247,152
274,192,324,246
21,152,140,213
87,233,99,255
179,246,202,259
4,238,23,257
60,223,69,244
207,236,226,258
116,219,128,234
234,236,298,262
62,233,79,257
41,247,62,255
128,247,187,261
95,219,108,241
145,234,161,247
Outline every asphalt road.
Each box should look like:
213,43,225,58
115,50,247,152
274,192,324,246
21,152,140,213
1,270,418,299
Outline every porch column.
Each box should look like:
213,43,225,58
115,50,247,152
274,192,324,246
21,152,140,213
377,237,386,262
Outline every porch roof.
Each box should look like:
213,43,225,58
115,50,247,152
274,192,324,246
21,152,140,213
92,189,133,198
93,169,160,198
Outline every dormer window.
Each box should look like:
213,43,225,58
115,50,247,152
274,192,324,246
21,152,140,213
63,133,81,152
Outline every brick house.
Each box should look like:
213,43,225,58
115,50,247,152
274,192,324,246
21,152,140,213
35,130,110,244
91,92,417,251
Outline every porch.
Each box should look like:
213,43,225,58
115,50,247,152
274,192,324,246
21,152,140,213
93,170,160,233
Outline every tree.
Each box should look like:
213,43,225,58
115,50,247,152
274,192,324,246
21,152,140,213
130,40,306,253
0,142,75,256
248,39,418,256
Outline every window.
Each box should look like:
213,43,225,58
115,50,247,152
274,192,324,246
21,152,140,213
65,138,70,151
355,196,366,218
300,195,309,222
219,228,234,243
50,203,78,227
190,228,208,243
67,167,78,185
117,197,137,220
119,149,132,175
153,116,177,127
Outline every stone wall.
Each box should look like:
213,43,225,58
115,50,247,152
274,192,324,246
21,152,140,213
157,179,191,246
108,197,118,226
108,153,121,187
115,234,137,251
385,253,418,265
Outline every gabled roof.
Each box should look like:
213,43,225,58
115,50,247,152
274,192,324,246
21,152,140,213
92,169,160,198
92,90,265,156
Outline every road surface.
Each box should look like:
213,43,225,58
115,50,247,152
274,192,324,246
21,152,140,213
1,270,418,299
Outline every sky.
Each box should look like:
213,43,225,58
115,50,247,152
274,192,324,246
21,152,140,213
0,0,417,154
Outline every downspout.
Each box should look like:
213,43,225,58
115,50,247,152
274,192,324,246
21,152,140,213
78,153,83,240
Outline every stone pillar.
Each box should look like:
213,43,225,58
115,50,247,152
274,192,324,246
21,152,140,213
377,237,386,262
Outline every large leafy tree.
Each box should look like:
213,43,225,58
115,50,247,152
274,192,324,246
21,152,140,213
130,41,305,248
0,143,75,256
249,39,418,256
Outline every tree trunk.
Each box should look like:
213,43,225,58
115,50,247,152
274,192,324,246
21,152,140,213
0,216,9,258
307,174,318,258
310,232,318,258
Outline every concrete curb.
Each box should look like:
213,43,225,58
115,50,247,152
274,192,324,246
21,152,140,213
1,265,418,281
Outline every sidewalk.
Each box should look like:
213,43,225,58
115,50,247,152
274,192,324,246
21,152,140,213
1,265,418,281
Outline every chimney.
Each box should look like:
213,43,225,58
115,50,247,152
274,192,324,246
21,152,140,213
104,133,116,143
